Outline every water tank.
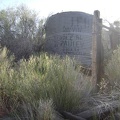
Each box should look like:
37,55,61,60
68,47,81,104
45,11,93,67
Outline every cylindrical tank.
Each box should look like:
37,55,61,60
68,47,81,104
45,11,93,67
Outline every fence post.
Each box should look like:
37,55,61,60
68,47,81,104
92,10,103,91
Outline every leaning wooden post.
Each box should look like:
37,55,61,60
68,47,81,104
92,10,103,91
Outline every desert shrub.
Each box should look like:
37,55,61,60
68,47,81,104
0,5,44,60
105,45,120,85
44,55,93,112
0,47,62,119
17,54,93,112
0,46,93,119
14,100,62,120
0,46,19,114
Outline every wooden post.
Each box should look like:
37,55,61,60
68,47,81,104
92,10,103,91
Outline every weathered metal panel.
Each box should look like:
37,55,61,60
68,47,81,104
45,12,93,67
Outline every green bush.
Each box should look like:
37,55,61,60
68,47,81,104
18,54,93,112
0,46,93,119
44,56,93,112
0,46,19,114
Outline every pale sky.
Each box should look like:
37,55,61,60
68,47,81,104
0,0,119,23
